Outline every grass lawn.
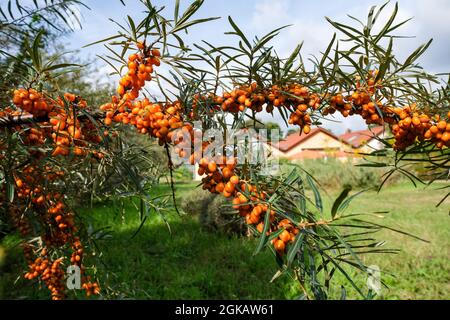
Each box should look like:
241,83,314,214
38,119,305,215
0,182,448,300
330,182,450,300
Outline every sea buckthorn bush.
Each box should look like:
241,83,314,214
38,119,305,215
1,0,448,300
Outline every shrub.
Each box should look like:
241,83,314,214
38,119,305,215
204,196,248,236
181,189,247,236
181,188,215,217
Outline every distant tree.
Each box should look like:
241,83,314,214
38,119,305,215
0,0,89,106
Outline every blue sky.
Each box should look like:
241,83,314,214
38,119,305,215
63,0,450,134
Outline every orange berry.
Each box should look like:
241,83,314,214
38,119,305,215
430,126,438,134
256,222,264,233
438,121,447,131
303,125,311,134
412,117,421,126
129,53,138,61
215,183,225,193
208,161,217,172
229,175,239,185
238,193,247,204
199,158,208,168
232,197,241,209
279,230,291,243
274,240,285,254
64,93,76,102
128,61,137,70
223,190,232,198
442,132,450,142
403,117,412,127
151,49,161,57
222,167,233,179
117,85,125,96
15,179,23,188
224,182,235,194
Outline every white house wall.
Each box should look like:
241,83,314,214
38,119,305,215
284,132,350,158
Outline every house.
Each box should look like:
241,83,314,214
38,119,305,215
268,127,352,161
267,126,386,162
339,126,386,154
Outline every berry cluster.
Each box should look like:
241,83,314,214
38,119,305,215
82,280,101,297
102,47,189,146
271,219,299,255
117,48,160,101
103,99,184,145
215,83,319,134
12,164,99,299
11,89,102,157
24,251,66,300
5,88,104,299
195,154,300,256
392,107,450,150
13,88,52,117
323,72,449,150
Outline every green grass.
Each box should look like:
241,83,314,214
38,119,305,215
327,182,450,300
0,182,448,300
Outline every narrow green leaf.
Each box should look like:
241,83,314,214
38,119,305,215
287,231,304,267
306,175,323,213
337,189,366,214
171,16,220,34
283,43,302,75
31,30,44,71
42,63,81,72
7,0,14,20
15,0,22,15
0,6,7,20
254,208,272,255
319,33,336,81
128,15,137,41
6,180,14,202
83,34,123,48
227,16,251,49
174,0,180,23
374,2,398,43
367,5,377,31
331,186,352,219
403,39,433,68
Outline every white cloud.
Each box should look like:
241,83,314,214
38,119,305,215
250,0,334,58
251,0,290,31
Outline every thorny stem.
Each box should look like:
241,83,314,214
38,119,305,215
298,219,332,229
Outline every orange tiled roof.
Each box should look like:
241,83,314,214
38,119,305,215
339,126,385,148
277,127,342,152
